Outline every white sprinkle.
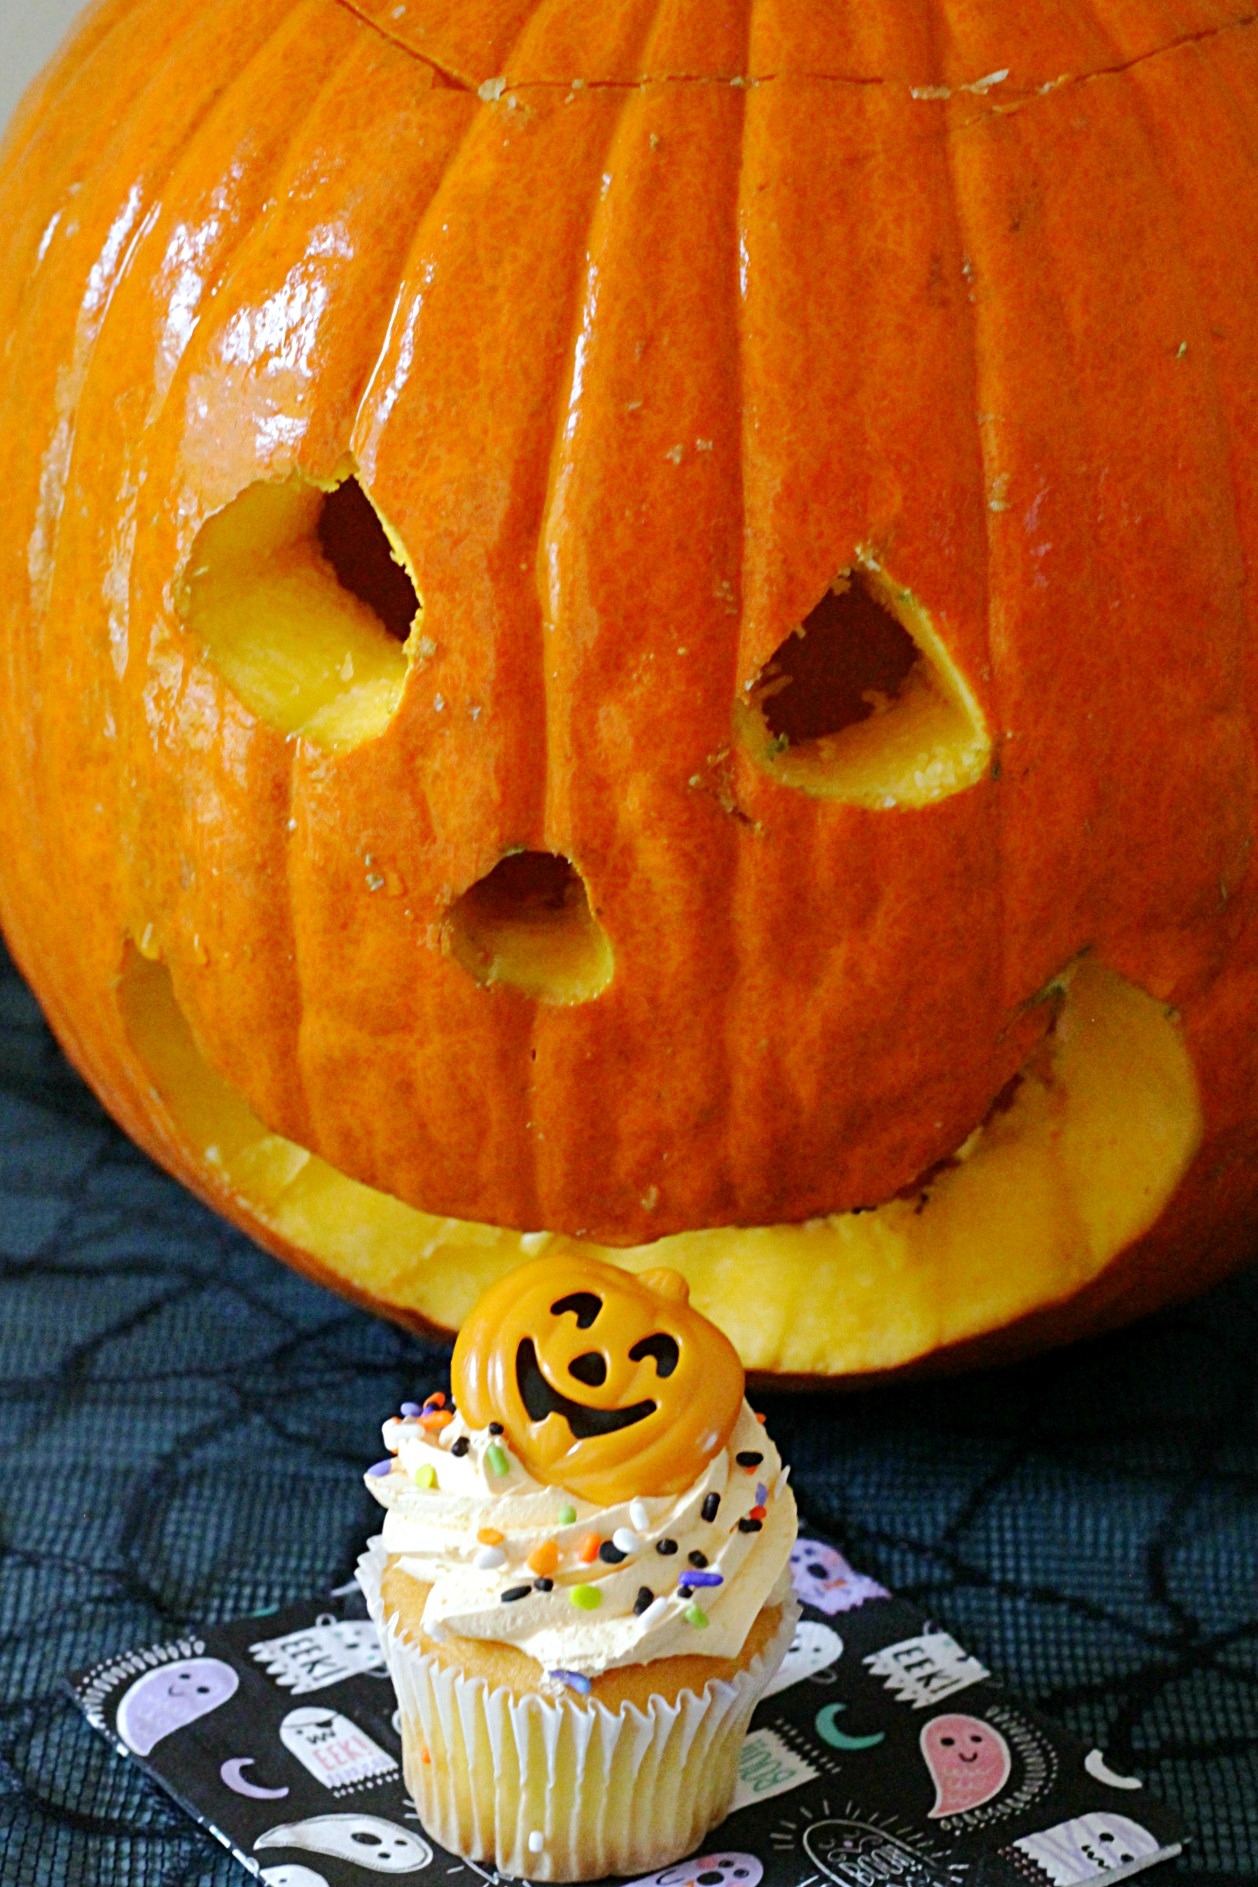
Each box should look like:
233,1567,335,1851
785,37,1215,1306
629,1499,650,1532
478,76,506,102
612,1528,640,1555
475,1546,507,1571
382,1418,403,1452
528,1831,545,1855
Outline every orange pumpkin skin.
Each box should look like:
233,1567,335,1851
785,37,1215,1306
0,0,1256,1378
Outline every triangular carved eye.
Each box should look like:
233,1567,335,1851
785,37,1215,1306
178,471,419,751
447,851,614,1005
736,566,989,807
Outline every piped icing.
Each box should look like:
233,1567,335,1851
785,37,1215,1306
365,1399,796,1686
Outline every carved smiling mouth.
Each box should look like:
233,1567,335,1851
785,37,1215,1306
516,1339,656,1438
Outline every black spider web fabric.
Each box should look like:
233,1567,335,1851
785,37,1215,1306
0,933,1254,1886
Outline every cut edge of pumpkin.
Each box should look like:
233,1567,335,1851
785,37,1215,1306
115,947,1203,1376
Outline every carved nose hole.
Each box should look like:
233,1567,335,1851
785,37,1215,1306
317,475,419,642
736,564,990,807
568,1351,608,1387
177,469,419,751
446,852,614,1005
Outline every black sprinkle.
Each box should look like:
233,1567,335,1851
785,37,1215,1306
738,1517,763,1534
736,1451,764,1468
701,1492,721,1522
656,1537,679,1556
501,1585,532,1603
488,1422,504,1436
533,1577,554,1593
633,1586,654,1616
678,1584,694,1600
598,1541,628,1565
688,1550,709,1569
450,1437,470,1457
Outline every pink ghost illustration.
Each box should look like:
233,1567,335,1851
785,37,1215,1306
920,1713,1012,1819
790,1540,889,1616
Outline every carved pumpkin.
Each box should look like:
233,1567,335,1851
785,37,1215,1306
451,1256,744,1501
0,0,1255,1379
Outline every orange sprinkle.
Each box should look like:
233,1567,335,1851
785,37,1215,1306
528,1541,560,1577
421,1410,453,1431
755,1412,767,1425
749,1505,767,1521
420,1746,432,1765
424,1393,447,1409
478,1527,505,1547
579,1533,601,1564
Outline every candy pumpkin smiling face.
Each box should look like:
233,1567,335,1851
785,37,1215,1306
451,1257,744,1503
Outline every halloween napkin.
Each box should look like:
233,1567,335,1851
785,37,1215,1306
69,1522,1185,1887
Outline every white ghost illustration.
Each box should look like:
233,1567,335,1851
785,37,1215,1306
1011,1812,1163,1884
261,1869,331,1887
625,1854,764,1887
790,1541,889,1616
279,1705,398,1792
116,1657,239,1756
256,1815,433,1874
763,1620,844,1696
249,1617,386,1694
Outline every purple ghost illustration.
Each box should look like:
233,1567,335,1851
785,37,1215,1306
791,1539,889,1616
116,1657,239,1756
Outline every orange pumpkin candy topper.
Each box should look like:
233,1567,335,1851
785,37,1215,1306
451,1256,745,1505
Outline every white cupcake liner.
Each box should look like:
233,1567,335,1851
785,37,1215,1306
357,1539,798,1881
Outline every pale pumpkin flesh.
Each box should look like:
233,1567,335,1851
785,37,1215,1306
119,948,1202,1376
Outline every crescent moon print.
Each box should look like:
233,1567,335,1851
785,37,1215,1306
220,1756,289,1800
1084,1748,1144,1790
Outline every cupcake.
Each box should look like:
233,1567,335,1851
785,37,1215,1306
357,1255,798,1881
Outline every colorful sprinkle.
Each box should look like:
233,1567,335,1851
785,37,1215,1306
451,1437,470,1458
701,1492,721,1523
485,1444,509,1477
579,1533,601,1564
501,1585,532,1603
612,1527,640,1555
629,1499,651,1532
738,1517,763,1534
749,1505,767,1521
633,1587,654,1616
755,1411,767,1425
679,1570,723,1588
598,1541,627,1565
558,1503,578,1526
533,1577,554,1592
423,1392,446,1409
478,1527,505,1546
570,1584,602,1610
528,1832,545,1856
684,1602,710,1628
550,1669,592,1694
755,1482,768,1506
688,1550,709,1568
678,1584,693,1599
400,1402,422,1418
366,1460,393,1478
736,1450,764,1469
528,1541,560,1577
475,1545,507,1571
413,1464,437,1490
420,1746,431,1765
656,1537,679,1556
488,1421,504,1435
422,1410,453,1431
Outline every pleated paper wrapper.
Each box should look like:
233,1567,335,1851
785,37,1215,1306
357,1539,798,1882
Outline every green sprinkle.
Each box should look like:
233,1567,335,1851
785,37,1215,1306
570,1584,602,1610
558,1503,577,1526
485,1444,509,1477
683,1602,709,1629
414,1464,437,1490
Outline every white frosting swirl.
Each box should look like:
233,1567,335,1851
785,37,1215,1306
365,1400,796,1687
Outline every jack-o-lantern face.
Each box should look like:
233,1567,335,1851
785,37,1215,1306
451,1257,744,1502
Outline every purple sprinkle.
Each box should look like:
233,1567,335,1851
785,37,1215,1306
549,1669,592,1695
678,1569,723,1588
400,1402,422,1418
367,1459,394,1478
756,1482,768,1505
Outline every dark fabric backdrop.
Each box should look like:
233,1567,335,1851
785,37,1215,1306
0,935,1254,1885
